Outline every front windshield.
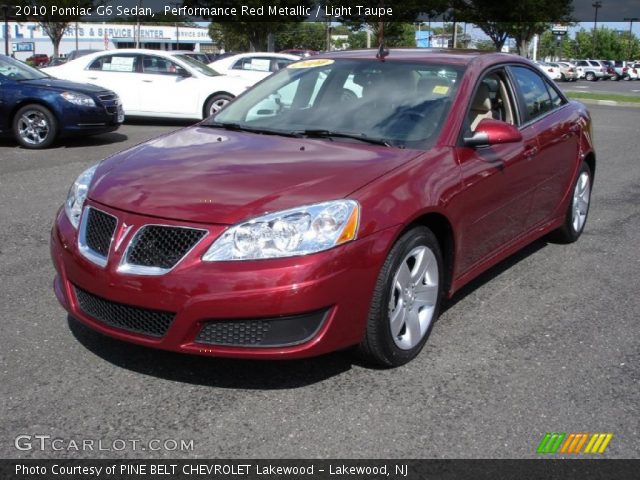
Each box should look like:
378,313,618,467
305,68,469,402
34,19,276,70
210,58,463,149
0,55,49,81
175,54,219,76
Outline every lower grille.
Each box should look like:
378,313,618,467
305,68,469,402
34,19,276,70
84,208,117,257
196,310,329,347
124,225,207,271
196,319,272,346
74,286,175,337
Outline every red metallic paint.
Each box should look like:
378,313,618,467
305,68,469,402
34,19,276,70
51,49,595,359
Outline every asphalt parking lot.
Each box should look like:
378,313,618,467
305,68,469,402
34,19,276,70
558,77,640,96
0,105,638,459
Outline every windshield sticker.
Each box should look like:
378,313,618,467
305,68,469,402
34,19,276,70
433,85,450,95
288,59,335,69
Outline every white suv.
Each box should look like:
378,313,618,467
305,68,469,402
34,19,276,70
574,60,608,81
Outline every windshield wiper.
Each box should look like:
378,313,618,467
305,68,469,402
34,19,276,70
296,129,391,147
204,122,301,138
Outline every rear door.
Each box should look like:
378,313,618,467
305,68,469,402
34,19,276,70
84,53,140,112
508,65,580,228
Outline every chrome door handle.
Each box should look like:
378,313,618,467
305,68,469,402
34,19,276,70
142,79,153,83
87,76,98,80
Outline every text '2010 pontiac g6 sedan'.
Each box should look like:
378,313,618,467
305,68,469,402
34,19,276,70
50,49,595,367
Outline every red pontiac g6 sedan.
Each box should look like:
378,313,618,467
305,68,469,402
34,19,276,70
51,50,595,367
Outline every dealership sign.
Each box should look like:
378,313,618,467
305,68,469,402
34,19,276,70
12,42,34,52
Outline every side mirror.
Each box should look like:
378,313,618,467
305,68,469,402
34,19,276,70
464,119,522,147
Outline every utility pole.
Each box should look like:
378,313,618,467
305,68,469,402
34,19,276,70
135,0,142,48
591,1,602,58
624,17,638,60
1,4,9,56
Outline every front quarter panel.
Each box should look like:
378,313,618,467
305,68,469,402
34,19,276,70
352,146,462,248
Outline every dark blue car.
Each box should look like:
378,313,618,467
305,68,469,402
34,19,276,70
0,55,123,149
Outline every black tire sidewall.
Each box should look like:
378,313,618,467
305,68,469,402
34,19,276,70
13,104,57,149
204,94,232,118
364,227,444,367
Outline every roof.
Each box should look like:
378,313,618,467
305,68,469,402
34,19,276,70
320,48,520,67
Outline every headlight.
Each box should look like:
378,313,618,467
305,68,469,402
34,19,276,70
60,91,95,107
203,200,360,261
64,164,98,229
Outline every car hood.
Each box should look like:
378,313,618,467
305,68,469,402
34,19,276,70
90,126,420,225
18,77,108,95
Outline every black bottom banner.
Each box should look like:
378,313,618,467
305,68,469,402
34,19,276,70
1,459,638,480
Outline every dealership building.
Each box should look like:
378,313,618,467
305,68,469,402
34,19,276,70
2,22,215,60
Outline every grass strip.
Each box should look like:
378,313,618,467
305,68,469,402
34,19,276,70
565,91,640,104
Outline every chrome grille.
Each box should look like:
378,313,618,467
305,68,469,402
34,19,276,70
97,93,117,102
74,286,174,337
121,225,207,274
78,207,117,267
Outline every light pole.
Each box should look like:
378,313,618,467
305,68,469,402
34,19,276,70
624,17,638,60
1,4,9,56
591,1,602,58
135,0,142,48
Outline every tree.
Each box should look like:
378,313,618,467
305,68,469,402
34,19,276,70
572,27,640,60
185,0,314,51
336,0,449,46
275,22,326,51
455,0,573,57
18,0,96,57
208,23,250,51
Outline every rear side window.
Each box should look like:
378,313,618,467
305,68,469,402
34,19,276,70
511,66,562,122
88,55,137,73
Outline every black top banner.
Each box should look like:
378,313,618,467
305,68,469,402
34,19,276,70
1,459,639,480
3,0,640,23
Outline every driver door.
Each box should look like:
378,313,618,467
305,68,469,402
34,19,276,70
455,69,539,275
137,55,199,116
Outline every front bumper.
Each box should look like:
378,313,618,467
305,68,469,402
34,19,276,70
58,99,124,137
50,203,397,359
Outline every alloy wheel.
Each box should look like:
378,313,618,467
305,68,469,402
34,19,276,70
17,110,50,145
572,171,591,233
388,245,439,350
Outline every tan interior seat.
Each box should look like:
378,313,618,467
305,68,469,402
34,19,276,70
469,83,493,131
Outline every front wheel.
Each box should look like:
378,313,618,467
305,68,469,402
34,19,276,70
550,162,592,244
585,72,596,81
204,94,233,117
13,104,58,149
358,227,443,367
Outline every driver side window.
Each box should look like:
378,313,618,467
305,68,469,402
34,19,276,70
467,70,517,133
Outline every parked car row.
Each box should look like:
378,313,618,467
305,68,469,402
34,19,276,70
537,59,640,81
3,49,310,149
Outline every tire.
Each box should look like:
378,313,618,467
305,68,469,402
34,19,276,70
358,226,444,367
611,74,620,81
549,162,592,244
561,73,566,82
585,72,595,81
13,104,58,149
204,93,233,118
